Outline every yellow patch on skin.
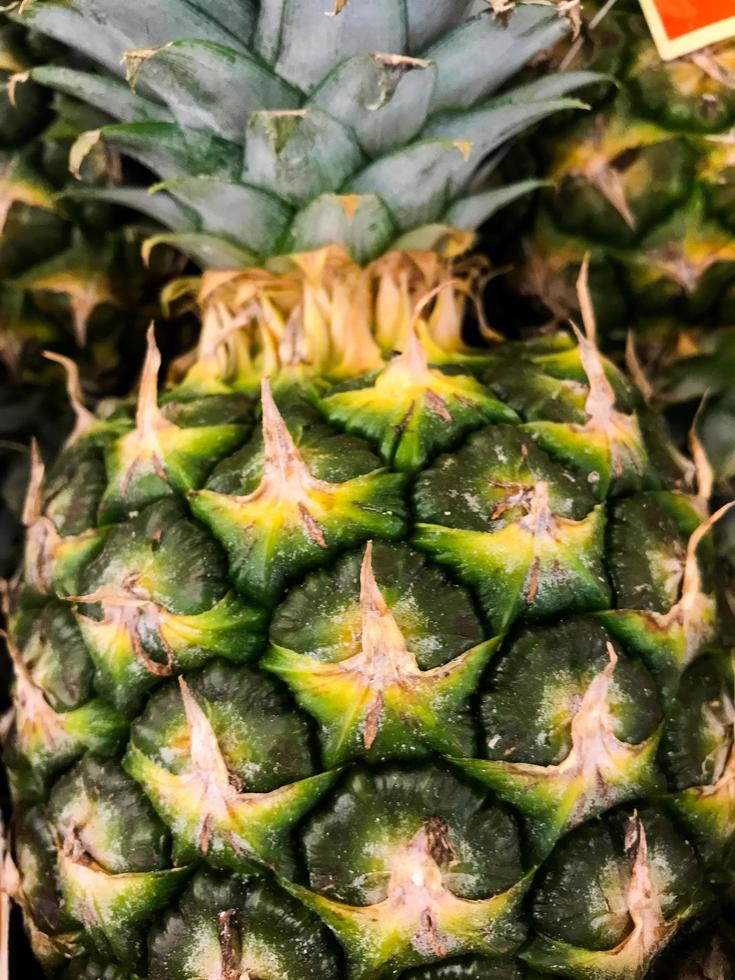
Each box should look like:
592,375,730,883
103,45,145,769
632,39,735,95
700,136,735,181
269,542,494,755
0,161,56,234
72,584,175,679
257,379,329,542
177,676,243,853
575,324,647,480
21,264,116,346
112,324,233,500
56,828,188,956
697,712,735,804
366,331,455,418
0,826,82,969
196,379,335,548
288,817,527,973
126,678,336,868
550,117,670,229
18,444,103,598
465,645,659,842
647,232,735,294
562,258,649,484
671,701,735,850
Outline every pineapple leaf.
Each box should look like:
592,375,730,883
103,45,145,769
348,138,474,232
61,186,199,232
425,4,570,112
51,0,246,52
308,52,437,159
287,193,396,264
244,107,364,206
81,121,241,180
143,231,259,269
16,2,132,76
350,83,586,232
254,0,407,92
184,0,258,45
30,65,171,123
154,177,292,254
124,39,300,143
423,71,602,150
404,0,480,51
444,179,550,230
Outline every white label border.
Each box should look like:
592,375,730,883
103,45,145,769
639,0,735,60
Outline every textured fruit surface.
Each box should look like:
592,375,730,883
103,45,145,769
6,319,734,979
4,1,734,978
0,12,187,584
510,1,735,340
498,0,735,505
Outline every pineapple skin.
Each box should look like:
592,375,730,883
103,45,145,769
0,12,187,582
511,3,735,344
505,0,735,501
2,1,734,977
6,308,734,980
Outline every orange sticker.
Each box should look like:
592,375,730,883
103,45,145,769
639,0,735,59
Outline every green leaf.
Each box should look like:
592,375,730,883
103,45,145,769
444,179,548,229
253,0,288,65
254,0,407,92
244,108,364,206
157,177,292,253
423,73,597,155
144,231,259,269
90,122,241,180
185,0,257,45
349,76,590,231
62,0,246,52
348,139,471,230
425,4,570,111
287,193,396,264
61,186,197,231
126,40,300,143
405,0,478,52
30,66,170,124
308,52,437,158
18,3,133,77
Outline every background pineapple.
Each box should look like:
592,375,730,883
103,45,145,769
494,0,735,502
506,0,735,339
2,1,734,979
0,10,192,583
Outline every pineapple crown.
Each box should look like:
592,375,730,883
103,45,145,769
6,0,603,382
11,0,598,271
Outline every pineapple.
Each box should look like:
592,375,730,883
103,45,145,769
0,12,186,582
501,0,735,502
3,2,735,978
0,13,127,350
508,0,735,341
